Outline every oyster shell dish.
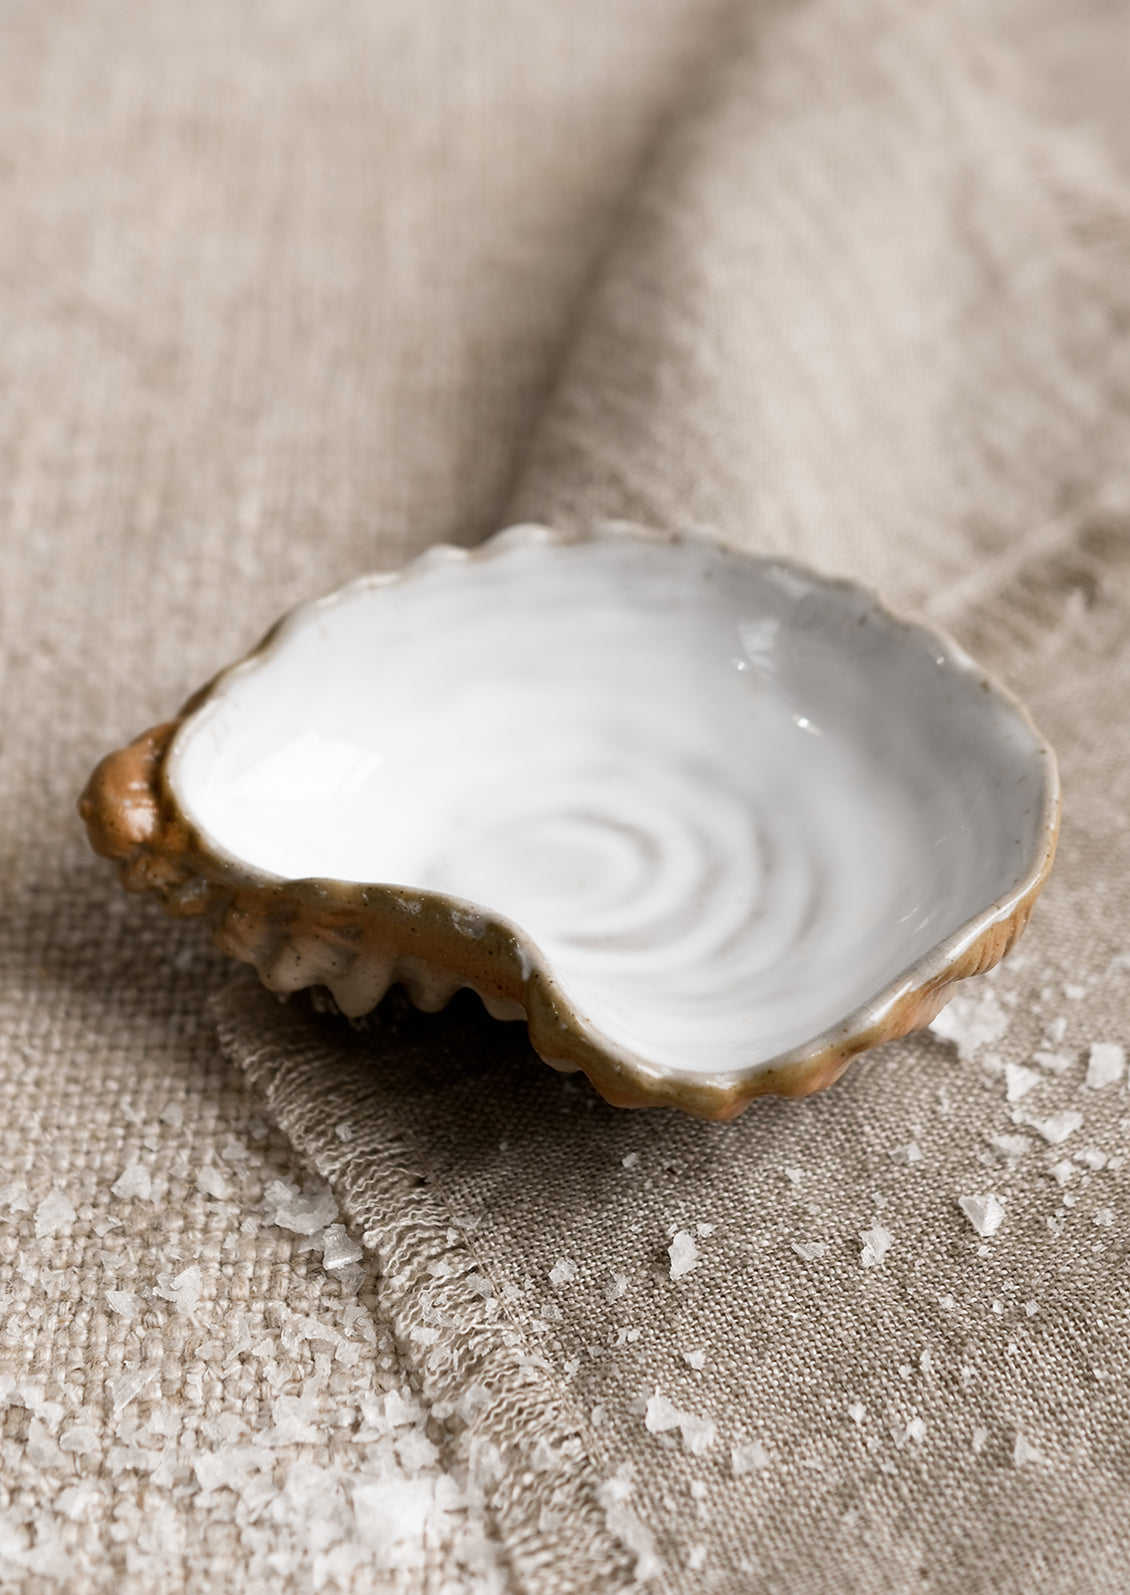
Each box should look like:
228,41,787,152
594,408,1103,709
80,523,1059,1119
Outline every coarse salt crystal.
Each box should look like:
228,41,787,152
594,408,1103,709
322,1224,363,1269
105,1290,141,1318
1032,1050,1072,1075
972,1427,988,1454
730,1440,770,1476
1075,1146,1108,1170
34,1189,75,1238
668,1231,699,1280
334,1122,355,1141
605,1273,628,1303
785,1166,803,1184
621,1153,639,1170
859,1224,892,1268
111,1164,152,1201
904,1416,927,1443
1049,1159,1075,1186
682,1349,706,1370
847,1402,865,1424
1029,1111,1084,1146
929,989,1009,1061
887,1141,923,1165
549,1258,576,1288
155,1263,203,1314
644,1392,716,1455
958,1195,1005,1238
1093,1208,1115,1228
0,1182,31,1213
1013,1433,1048,1467
1005,1064,1040,1103
1086,1043,1125,1090
196,1167,229,1200
790,1241,826,1261
989,1134,1031,1163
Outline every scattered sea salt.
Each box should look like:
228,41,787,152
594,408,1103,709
1094,1208,1115,1228
972,1427,988,1454
1033,1050,1072,1075
682,1349,706,1370
695,1222,716,1237
0,1182,31,1213
322,1224,363,1269
644,1392,716,1455
730,1440,770,1476
847,1402,866,1425
1028,1111,1084,1146
1086,1043,1125,1090
1075,1146,1108,1170
1049,1160,1075,1186
1013,1433,1048,1467
791,1241,826,1261
903,1417,927,1444
1005,1064,1040,1103
929,989,1009,1061
34,1189,75,1238
859,1224,893,1268
989,1134,1031,1163
105,1291,141,1318
958,1195,1005,1238
605,1273,628,1303
111,1164,152,1201
549,1258,576,1288
887,1142,922,1165
334,1122,355,1142
263,1178,338,1235
196,1167,229,1201
668,1231,699,1280
154,1264,203,1314
785,1166,803,1185
621,1153,639,1170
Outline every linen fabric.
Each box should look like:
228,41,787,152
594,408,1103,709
3,0,1130,1590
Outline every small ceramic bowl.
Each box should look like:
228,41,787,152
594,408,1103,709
80,522,1058,1119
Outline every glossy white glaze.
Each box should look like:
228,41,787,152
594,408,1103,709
170,525,1052,1076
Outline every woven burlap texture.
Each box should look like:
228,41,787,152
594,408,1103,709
5,0,1130,1591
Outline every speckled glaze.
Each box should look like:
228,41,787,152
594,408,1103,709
79,523,1059,1119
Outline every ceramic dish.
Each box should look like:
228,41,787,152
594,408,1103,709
80,522,1059,1119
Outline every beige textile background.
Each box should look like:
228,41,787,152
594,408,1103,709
3,1,1130,1591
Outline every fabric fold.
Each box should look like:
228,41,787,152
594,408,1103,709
214,4,1130,1591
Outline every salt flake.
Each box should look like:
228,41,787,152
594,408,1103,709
790,1241,826,1261
644,1392,716,1455
1029,1111,1084,1146
34,1189,75,1238
549,1258,576,1288
929,989,1009,1061
668,1231,699,1280
321,1224,363,1269
859,1224,893,1268
1086,1043,1125,1090
958,1194,1005,1238
111,1164,152,1201
730,1440,770,1476
1005,1063,1040,1103
1013,1433,1048,1467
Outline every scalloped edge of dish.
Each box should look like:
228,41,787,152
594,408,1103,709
78,522,1060,1120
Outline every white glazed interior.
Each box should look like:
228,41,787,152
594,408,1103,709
170,526,1052,1077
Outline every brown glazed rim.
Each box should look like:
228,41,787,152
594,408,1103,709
78,522,1061,1121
